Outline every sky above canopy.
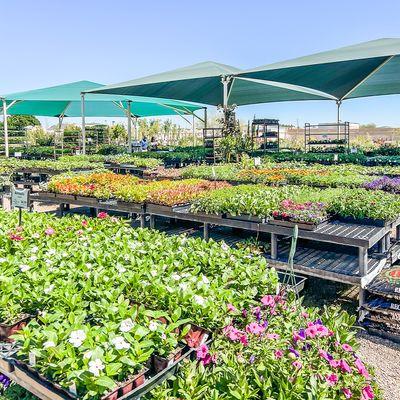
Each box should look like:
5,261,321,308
2,0,400,126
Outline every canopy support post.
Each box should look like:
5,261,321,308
204,107,207,129
134,117,138,141
127,100,132,153
81,93,86,155
336,100,342,139
192,113,196,146
1,99,9,158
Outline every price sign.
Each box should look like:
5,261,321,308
12,187,30,210
14,152,22,158
333,154,339,162
254,157,261,167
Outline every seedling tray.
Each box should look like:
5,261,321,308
224,213,267,224
277,272,307,295
269,218,329,231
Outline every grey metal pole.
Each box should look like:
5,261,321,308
2,99,9,157
134,117,138,141
81,93,86,154
204,107,207,129
336,100,342,139
127,101,132,153
192,113,195,146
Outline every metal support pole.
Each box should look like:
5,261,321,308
204,107,208,129
358,247,368,277
336,100,342,139
396,225,400,241
2,99,9,157
203,223,210,241
271,233,278,260
140,213,146,228
378,236,386,253
385,232,391,250
134,117,138,141
81,93,86,154
149,214,155,229
192,113,195,146
127,101,132,153
359,287,366,309
221,76,231,124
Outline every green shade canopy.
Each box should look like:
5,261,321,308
239,38,400,101
87,61,333,106
1,80,203,117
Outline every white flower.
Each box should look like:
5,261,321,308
47,249,56,256
44,285,55,294
111,336,130,350
179,282,188,291
88,359,105,376
150,269,157,277
20,264,30,272
171,273,181,281
201,276,210,285
116,265,126,273
119,318,134,333
43,341,56,348
68,330,86,348
31,246,39,253
86,263,93,269
194,295,206,307
221,242,229,251
32,233,40,239
0,258,6,263
29,256,37,262
83,350,93,359
84,272,90,279
161,333,167,340
149,321,158,332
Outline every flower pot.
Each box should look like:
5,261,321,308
184,324,211,348
0,314,32,341
101,387,119,400
153,347,183,373
118,367,148,397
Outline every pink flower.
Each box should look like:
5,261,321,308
292,360,302,369
76,230,84,236
305,325,318,338
341,343,353,352
239,334,248,346
325,373,338,386
227,304,237,313
361,385,374,400
82,220,88,227
245,322,265,336
301,311,309,318
196,344,209,360
45,227,55,236
342,388,352,399
339,359,351,373
318,349,330,361
315,324,329,337
261,295,275,307
110,216,118,223
355,359,370,379
274,350,283,359
266,333,280,340
223,325,243,341
9,233,23,241
97,211,108,219
202,353,217,366
329,359,340,368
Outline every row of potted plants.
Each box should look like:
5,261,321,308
47,172,230,207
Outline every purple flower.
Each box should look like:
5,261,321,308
249,355,256,364
0,373,11,389
289,347,300,358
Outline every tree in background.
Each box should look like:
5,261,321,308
108,123,127,145
1,115,41,130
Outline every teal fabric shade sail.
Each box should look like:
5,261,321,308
239,38,400,101
87,61,333,106
0,80,203,117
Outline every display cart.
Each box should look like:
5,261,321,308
304,122,350,152
203,127,223,164
251,118,280,152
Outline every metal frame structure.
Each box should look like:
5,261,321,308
251,118,280,152
304,122,350,152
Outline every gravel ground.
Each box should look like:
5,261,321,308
15,202,400,399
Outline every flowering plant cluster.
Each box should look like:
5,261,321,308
363,176,400,194
273,199,328,224
148,296,379,400
48,172,230,206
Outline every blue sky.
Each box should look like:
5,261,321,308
2,0,400,128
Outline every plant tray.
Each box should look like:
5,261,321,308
336,215,393,227
152,346,183,374
269,218,329,231
276,272,307,295
184,324,211,348
10,359,149,400
224,213,267,224
0,314,33,341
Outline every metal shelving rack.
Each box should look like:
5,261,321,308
251,118,280,153
304,122,350,152
203,127,223,164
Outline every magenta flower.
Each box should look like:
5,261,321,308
318,349,331,361
196,344,209,360
342,388,352,398
293,329,306,341
239,334,248,346
266,333,280,340
9,233,23,241
292,360,302,369
227,303,237,313
274,350,283,359
315,324,329,337
301,311,309,318
223,325,244,341
341,343,353,352
361,385,374,399
245,322,265,336
325,373,338,386
97,211,108,219
261,295,275,307
82,220,88,227
45,227,55,236
355,359,370,379
305,324,318,338
339,359,351,373
329,359,340,368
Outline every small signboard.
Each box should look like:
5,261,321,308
12,187,30,210
14,152,22,158
333,154,339,162
254,157,261,167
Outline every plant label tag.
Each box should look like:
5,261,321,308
14,152,22,158
200,333,209,344
333,154,339,162
350,148,357,153
167,359,174,367
254,157,261,167
390,303,400,310
69,383,77,395
395,287,400,293
29,352,36,366
212,167,216,179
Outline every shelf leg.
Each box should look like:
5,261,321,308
359,287,366,309
358,247,368,277
271,233,278,260
149,215,155,229
385,232,391,250
396,225,400,241
59,203,64,217
140,213,146,228
65,203,70,211
378,236,386,253
203,223,210,241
